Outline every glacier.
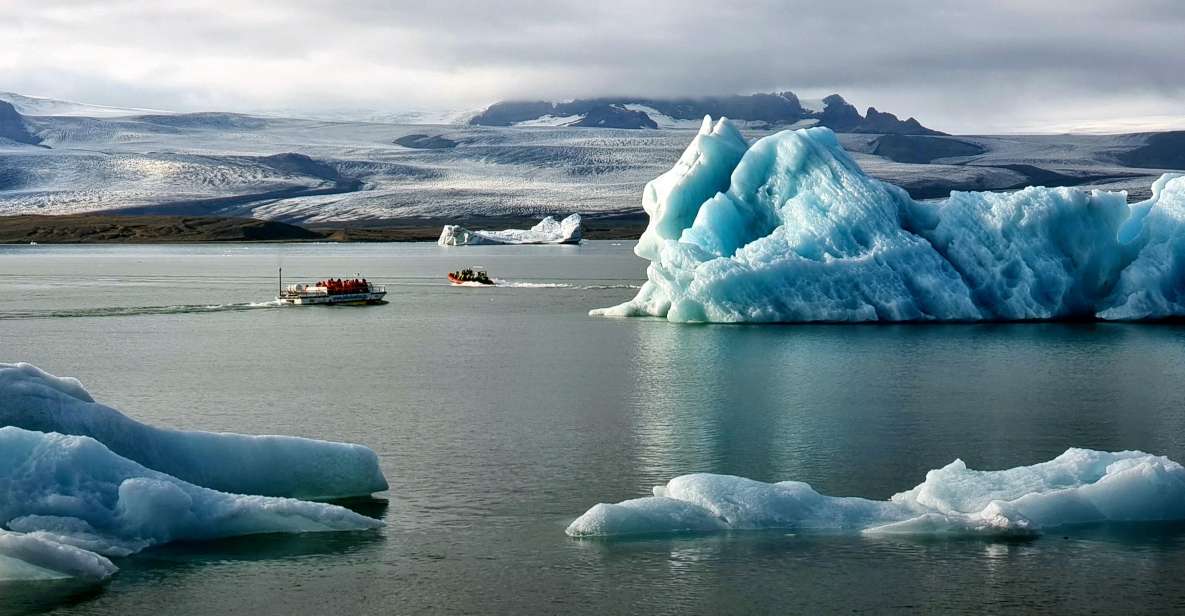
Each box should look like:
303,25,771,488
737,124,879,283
566,448,1185,538
0,362,388,499
438,214,582,246
594,117,1185,322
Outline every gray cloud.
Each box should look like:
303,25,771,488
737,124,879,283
1,0,1183,132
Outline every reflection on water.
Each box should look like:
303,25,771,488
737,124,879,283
625,321,1185,500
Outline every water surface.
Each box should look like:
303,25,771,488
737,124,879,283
2,242,1184,615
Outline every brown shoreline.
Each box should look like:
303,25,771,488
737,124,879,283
0,214,645,244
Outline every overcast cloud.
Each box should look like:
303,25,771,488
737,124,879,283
2,0,1183,133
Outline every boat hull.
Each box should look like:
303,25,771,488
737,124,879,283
277,291,387,305
448,273,494,285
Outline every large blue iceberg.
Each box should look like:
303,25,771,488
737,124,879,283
593,117,1185,322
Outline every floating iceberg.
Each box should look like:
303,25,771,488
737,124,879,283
438,214,582,245
0,363,388,583
0,362,388,499
0,427,381,559
566,448,1185,538
594,117,1185,322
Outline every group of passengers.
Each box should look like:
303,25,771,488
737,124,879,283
317,278,369,293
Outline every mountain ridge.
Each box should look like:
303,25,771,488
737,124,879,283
469,92,944,134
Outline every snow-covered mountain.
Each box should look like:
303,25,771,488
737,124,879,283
467,92,944,134
0,92,1180,226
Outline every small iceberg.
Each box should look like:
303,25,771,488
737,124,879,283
594,116,1185,322
566,448,1185,538
438,214,582,246
0,363,388,583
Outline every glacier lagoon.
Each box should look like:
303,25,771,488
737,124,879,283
3,242,1185,614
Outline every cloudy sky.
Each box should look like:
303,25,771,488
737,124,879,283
2,0,1183,133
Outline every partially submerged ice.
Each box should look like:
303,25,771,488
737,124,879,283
567,448,1185,538
594,117,1185,322
0,530,117,583
0,362,388,499
0,363,388,583
438,213,582,246
0,427,380,558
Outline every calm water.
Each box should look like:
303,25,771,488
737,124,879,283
3,242,1185,615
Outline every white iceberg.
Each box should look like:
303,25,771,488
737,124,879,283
566,448,1185,538
0,530,117,583
595,117,1185,322
0,427,381,560
438,214,582,245
0,362,388,500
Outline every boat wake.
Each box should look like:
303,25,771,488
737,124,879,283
0,301,283,320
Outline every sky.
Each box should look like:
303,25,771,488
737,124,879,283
2,0,1183,134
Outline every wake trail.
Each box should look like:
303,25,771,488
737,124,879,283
0,300,283,320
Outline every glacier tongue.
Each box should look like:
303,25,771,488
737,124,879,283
594,116,1185,322
566,448,1185,538
0,362,388,500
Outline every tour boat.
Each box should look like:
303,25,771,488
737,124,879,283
276,269,387,305
448,268,494,285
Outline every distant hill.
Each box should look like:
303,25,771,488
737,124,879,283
0,100,42,145
469,92,944,134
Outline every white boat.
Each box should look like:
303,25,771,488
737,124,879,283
275,269,386,305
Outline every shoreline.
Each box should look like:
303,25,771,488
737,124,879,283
0,213,646,244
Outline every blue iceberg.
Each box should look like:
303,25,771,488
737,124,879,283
0,362,388,500
0,363,387,583
594,117,1185,322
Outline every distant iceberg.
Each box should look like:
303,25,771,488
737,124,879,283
567,448,1185,538
438,214,582,245
594,117,1185,322
0,362,388,500
0,363,388,583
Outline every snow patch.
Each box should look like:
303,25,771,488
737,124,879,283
567,449,1185,538
620,105,705,130
513,115,583,127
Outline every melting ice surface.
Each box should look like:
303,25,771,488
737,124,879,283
594,117,1185,322
0,363,387,583
0,362,388,499
567,449,1185,538
438,213,582,245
